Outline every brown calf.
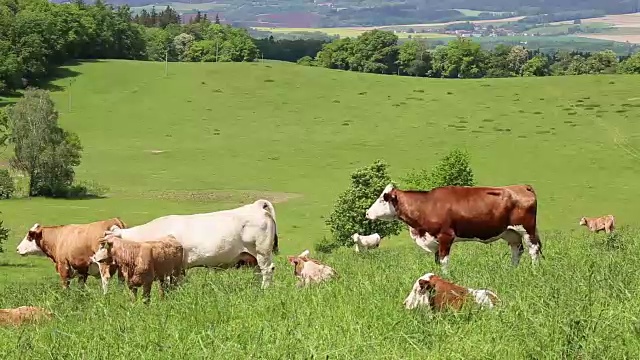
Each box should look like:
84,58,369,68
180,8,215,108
91,234,184,304
0,306,53,326
287,250,338,287
403,273,499,311
366,184,542,273
579,215,615,233
16,218,128,291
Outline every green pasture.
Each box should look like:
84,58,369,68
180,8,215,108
1,60,640,358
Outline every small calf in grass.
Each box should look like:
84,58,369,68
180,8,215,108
91,234,184,304
287,250,338,287
403,272,499,311
579,215,615,233
0,306,53,326
351,233,382,253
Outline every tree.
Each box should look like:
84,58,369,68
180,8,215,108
173,33,195,61
585,50,618,74
323,160,403,252
214,13,220,25
618,52,640,74
0,213,9,253
507,45,529,76
397,40,430,76
431,38,487,78
401,148,476,191
522,54,550,77
8,88,83,197
0,169,14,199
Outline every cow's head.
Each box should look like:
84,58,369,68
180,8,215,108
366,184,398,221
351,233,360,242
287,250,310,276
90,237,115,264
16,224,46,256
579,217,587,226
403,272,435,310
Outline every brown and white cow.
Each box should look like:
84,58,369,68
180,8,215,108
16,218,128,292
90,234,184,304
403,272,500,311
287,250,338,287
0,306,53,326
579,215,615,234
365,184,542,273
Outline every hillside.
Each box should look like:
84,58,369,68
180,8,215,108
1,60,640,357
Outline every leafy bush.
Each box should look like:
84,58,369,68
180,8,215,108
297,56,316,66
322,160,403,253
0,169,15,199
401,148,476,190
0,215,9,253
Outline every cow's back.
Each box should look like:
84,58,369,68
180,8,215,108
55,218,127,266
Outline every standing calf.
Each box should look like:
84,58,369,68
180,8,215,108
579,215,615,233
0,306,53,326
403,272,499,311
287,250,338,287
351,233,382,253
91,234,184,304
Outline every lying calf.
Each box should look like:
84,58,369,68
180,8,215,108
351,232,382,252
579,215,615,233
403,272,499,311
287,250,338,287
91,234,184,304
0,306,53,326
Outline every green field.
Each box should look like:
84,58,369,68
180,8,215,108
253,26,452,39
1,60,640,357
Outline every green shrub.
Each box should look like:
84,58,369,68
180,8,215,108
0,215,9,253
0,169,15,199
401,148,476,190
323,160,403,252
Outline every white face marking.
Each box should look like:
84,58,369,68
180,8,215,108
365,184,397,221
404,272,434,310
91,245,110,264
16,224,45,256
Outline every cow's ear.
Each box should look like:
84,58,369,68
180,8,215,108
418,279,433,291
287,256,297,265
28,227,43,240
383,192,398,204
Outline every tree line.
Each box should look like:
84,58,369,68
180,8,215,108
0,0,321,94
302,30,640,78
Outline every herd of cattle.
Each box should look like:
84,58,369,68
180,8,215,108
1,183,616,326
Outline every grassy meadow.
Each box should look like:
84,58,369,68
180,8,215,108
1,60,640,358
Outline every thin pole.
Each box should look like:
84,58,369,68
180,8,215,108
165,50,168,76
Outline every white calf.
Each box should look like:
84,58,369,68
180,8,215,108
351,232,382,252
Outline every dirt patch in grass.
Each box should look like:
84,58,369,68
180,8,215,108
127,189,303,204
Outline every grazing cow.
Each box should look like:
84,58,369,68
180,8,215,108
16,218,128,292
365,184,542,273
0,306,53,326
403,272,499,311
103,199,278,288
90,234,184,304
579,215,615,234
351,232,382,252
287,250,338,287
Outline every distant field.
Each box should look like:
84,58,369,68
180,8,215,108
453,8,511,17
527,23,611,36
2,60,640,357
253,26,452,39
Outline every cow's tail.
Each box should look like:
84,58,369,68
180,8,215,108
256,199,279,255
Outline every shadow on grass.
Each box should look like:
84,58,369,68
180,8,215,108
0,261,37,268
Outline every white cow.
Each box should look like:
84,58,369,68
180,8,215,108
104,199,279,288
351,232,382,252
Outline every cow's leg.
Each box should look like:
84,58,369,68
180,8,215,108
142,282,152,304
256,252,275,289
355,243,360,253
78,272,89,288
514,224,542,264
128,285,138,302
502,230,524,266
56,263,71,289
436,232,455,274
158,279,167,300
99,264,112,295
